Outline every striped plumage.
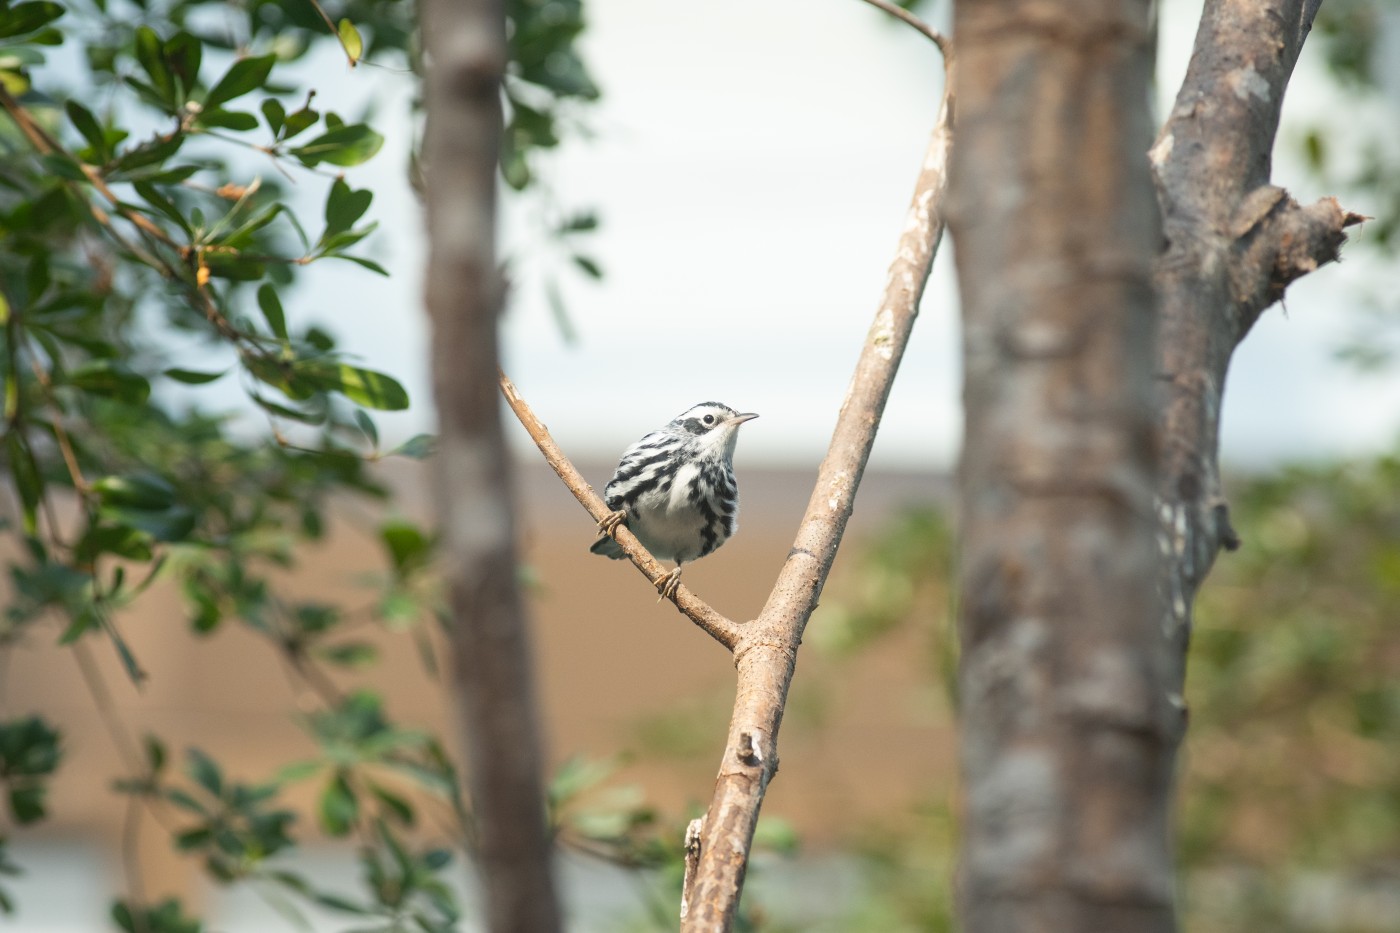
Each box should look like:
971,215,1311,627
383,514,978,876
590,402,757,596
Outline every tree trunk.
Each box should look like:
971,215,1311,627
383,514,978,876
949,1,1176,930
421,0,562,930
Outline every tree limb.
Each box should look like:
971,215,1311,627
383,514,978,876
680,74,954,931
497,372,745,651
855,0,953,59
1151,0,1359,695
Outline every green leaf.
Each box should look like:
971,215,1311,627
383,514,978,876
75,523,153,563
282,105,319,140
380,521,430,576
316,642,377,668
389,434,435,460
10,785,47,824
65,100,109,162
336,255,389,276
134,26,174,106
144,735,167,774
297,363,408,411
323,178,372,241
251,393,327,425
260,98,285,135
337,18,363,64
212,201,282,249
163,32,201,96
256,284,288,341
318,771,358,836
290,124,384,167
93,473,175,510
353,409,379,447
204,54,275,110
558,211,599,233
132,181,192,236
4,433,43,534
186,748,223,798
0,2,66,40
572,253,603,279
112,133,184,176
164,368,226,385
196,109,258,132
367,782,414,826
101,504,195,542
39,153,86,181
65,361,151,404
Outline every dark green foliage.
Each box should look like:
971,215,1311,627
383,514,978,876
0,716,60,914
0,716,61,827
0,0,602,925
113,898,205,933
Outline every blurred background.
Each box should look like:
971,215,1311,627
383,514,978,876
2,0,1399,930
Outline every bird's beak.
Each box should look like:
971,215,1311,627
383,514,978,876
728,412,759,426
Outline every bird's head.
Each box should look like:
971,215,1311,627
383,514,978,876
669,402,758,459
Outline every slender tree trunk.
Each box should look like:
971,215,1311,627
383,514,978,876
949,1,1176,930
1151,0,1357,702
421,0,562,930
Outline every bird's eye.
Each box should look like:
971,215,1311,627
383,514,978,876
703,414,715,425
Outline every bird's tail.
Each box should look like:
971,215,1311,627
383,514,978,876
589,535,625,559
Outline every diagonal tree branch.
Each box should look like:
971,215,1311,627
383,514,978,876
1151,0,1361,698
497,372,745,651
681,74,954,931
501,54,953,933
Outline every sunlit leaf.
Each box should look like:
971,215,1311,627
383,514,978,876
290,124,383,167
337,19,363,65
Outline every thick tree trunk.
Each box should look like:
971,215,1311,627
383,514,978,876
421,0,562,930
949,1,1176,930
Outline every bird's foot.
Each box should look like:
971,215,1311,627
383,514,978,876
598,510,627,537
654,567,683,602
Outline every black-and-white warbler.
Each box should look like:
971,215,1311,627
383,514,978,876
591,402,758,598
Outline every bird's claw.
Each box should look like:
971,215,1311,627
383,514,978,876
654,568,683,602
598,510,627,537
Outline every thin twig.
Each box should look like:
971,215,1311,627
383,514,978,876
856,0,952,61
497,371,745,651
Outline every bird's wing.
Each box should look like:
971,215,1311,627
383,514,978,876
601,430,683,510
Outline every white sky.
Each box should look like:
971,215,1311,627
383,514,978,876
279,0,1399,470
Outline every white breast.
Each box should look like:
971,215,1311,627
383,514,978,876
628,460,707,563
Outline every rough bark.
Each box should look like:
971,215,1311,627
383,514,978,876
1151,0,1360,698
948,1,1175,930
421,0,562,929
